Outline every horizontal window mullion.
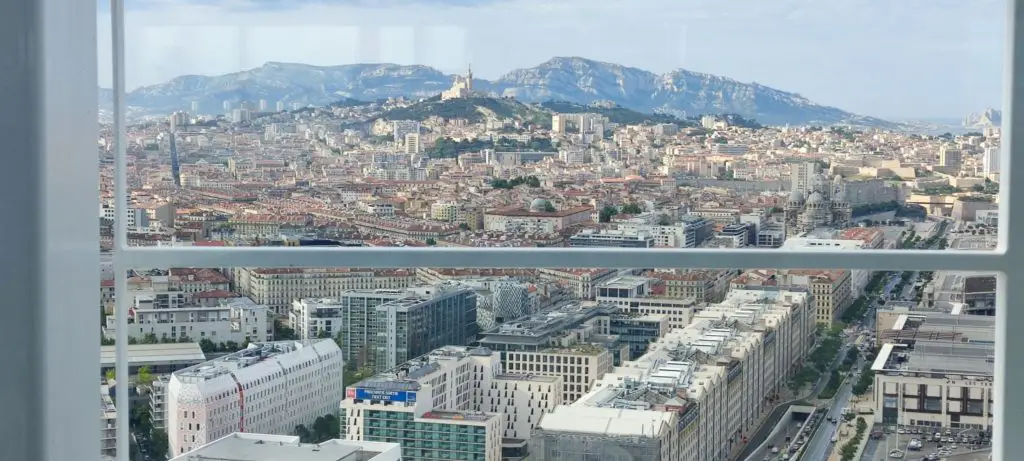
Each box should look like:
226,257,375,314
114,247,1006,271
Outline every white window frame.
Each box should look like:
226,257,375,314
104,1,1023,461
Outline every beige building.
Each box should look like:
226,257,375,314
101,384,117,459
441,65,474,100
733,269,852,326
503,345,613,403
232,267,417,315
484,205,593,234
430,200,460,222
650,269,734,303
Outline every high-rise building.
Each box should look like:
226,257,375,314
404,132,421,154
167,340,344,456
790,161,819,193
258,99,268,111
275,101,285,112
940,146,963,169
392,120,420,143
100,384,117,459
984,146,1001,175
189,100,199,113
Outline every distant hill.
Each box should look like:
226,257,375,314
102,57,902,128
380,96,550,125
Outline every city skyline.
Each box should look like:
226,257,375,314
98,0,1004,119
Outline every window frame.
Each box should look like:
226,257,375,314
106,2,1022,461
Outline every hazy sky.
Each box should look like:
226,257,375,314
98,0,1005,119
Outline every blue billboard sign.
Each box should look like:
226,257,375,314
354,388,418,403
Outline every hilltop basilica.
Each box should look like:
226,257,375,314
784,173,852,236
441,65,475,101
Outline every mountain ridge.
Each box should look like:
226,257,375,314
102,56,899,128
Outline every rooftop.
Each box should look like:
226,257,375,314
174,341,320,381
876,313,995,377
479,303,617,344
420,410,498,423
351,346,495,392
168,433,400,461
100,342,206,368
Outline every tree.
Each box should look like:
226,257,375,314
150,428,169,459
105,369,116,383
621,203,643,214
972,184,985,192
657,214,672,226
425,237,437,246
598,206,618,223
137,366,155,387
275,319,299,340
294,424,313,443
541,200,556,213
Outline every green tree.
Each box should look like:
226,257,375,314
972,184,985,192
137,366,155,387
598,206,618,223
425,237,437,246
541,200,556,212
294,424,313,443
657,214,672,226
105,369,116,383
275,319,299,340
150,428,169,459
621,203,643,214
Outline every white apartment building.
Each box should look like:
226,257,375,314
430,200,460,222
101,384,117,459
104,292,271,345
871,313,994,431
531,290,811,461
233,268,417,315
289,298,344,340
167,340,344,456
168,433,401,461
341,346,535,460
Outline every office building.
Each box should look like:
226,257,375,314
596,275,698,331
290,298,344,340
167,340,344,456
478,304,622,402
569,229,656,248
733,269,852,326
168,433,401,461
871,313,994,431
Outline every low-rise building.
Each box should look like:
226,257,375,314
168,433,401,461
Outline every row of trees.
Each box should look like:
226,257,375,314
425,137,555,158
838,417,869,461
597,203,645,222
789,326,844,392
130,390,169,460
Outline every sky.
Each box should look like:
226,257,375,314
97,0,1006,119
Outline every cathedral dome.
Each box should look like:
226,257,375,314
806,191,825,206
788,189,804,205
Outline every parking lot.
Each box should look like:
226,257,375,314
863,426,991,460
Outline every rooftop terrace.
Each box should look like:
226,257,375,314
175,341,311,381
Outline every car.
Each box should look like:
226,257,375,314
888,449,905,458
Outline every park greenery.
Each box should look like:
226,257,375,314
490,175,540,189
597,203,645,222
818,370,843,399
839,417,870,461
851,201,899,218
129,389,169,460
789,326,844,393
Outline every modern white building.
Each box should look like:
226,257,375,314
167,340,345,456
104,291,271,345
232,268,417,315
168,433,401,461
289,298,344,340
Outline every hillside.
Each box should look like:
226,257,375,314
380,97,550,125
539,101,685,125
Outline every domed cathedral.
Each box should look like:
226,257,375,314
784,173,852,236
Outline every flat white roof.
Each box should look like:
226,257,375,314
872,344,895,372
537,405,673,438
100,343,206,367
169,433,401,461
892,315,908,331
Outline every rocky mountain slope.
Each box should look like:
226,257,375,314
105,57,897,127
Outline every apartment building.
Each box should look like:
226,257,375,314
103,290,272,345
341,346,519,461
101,384,117,459
531,292,811,461
538,268,618,299
483,205,593,233
871,313,994,431
167,340,344,456
289,298,344,340
168,433,402,461
569,229,656,248
232,267,417,315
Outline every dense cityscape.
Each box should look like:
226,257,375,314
98,65,1000,461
